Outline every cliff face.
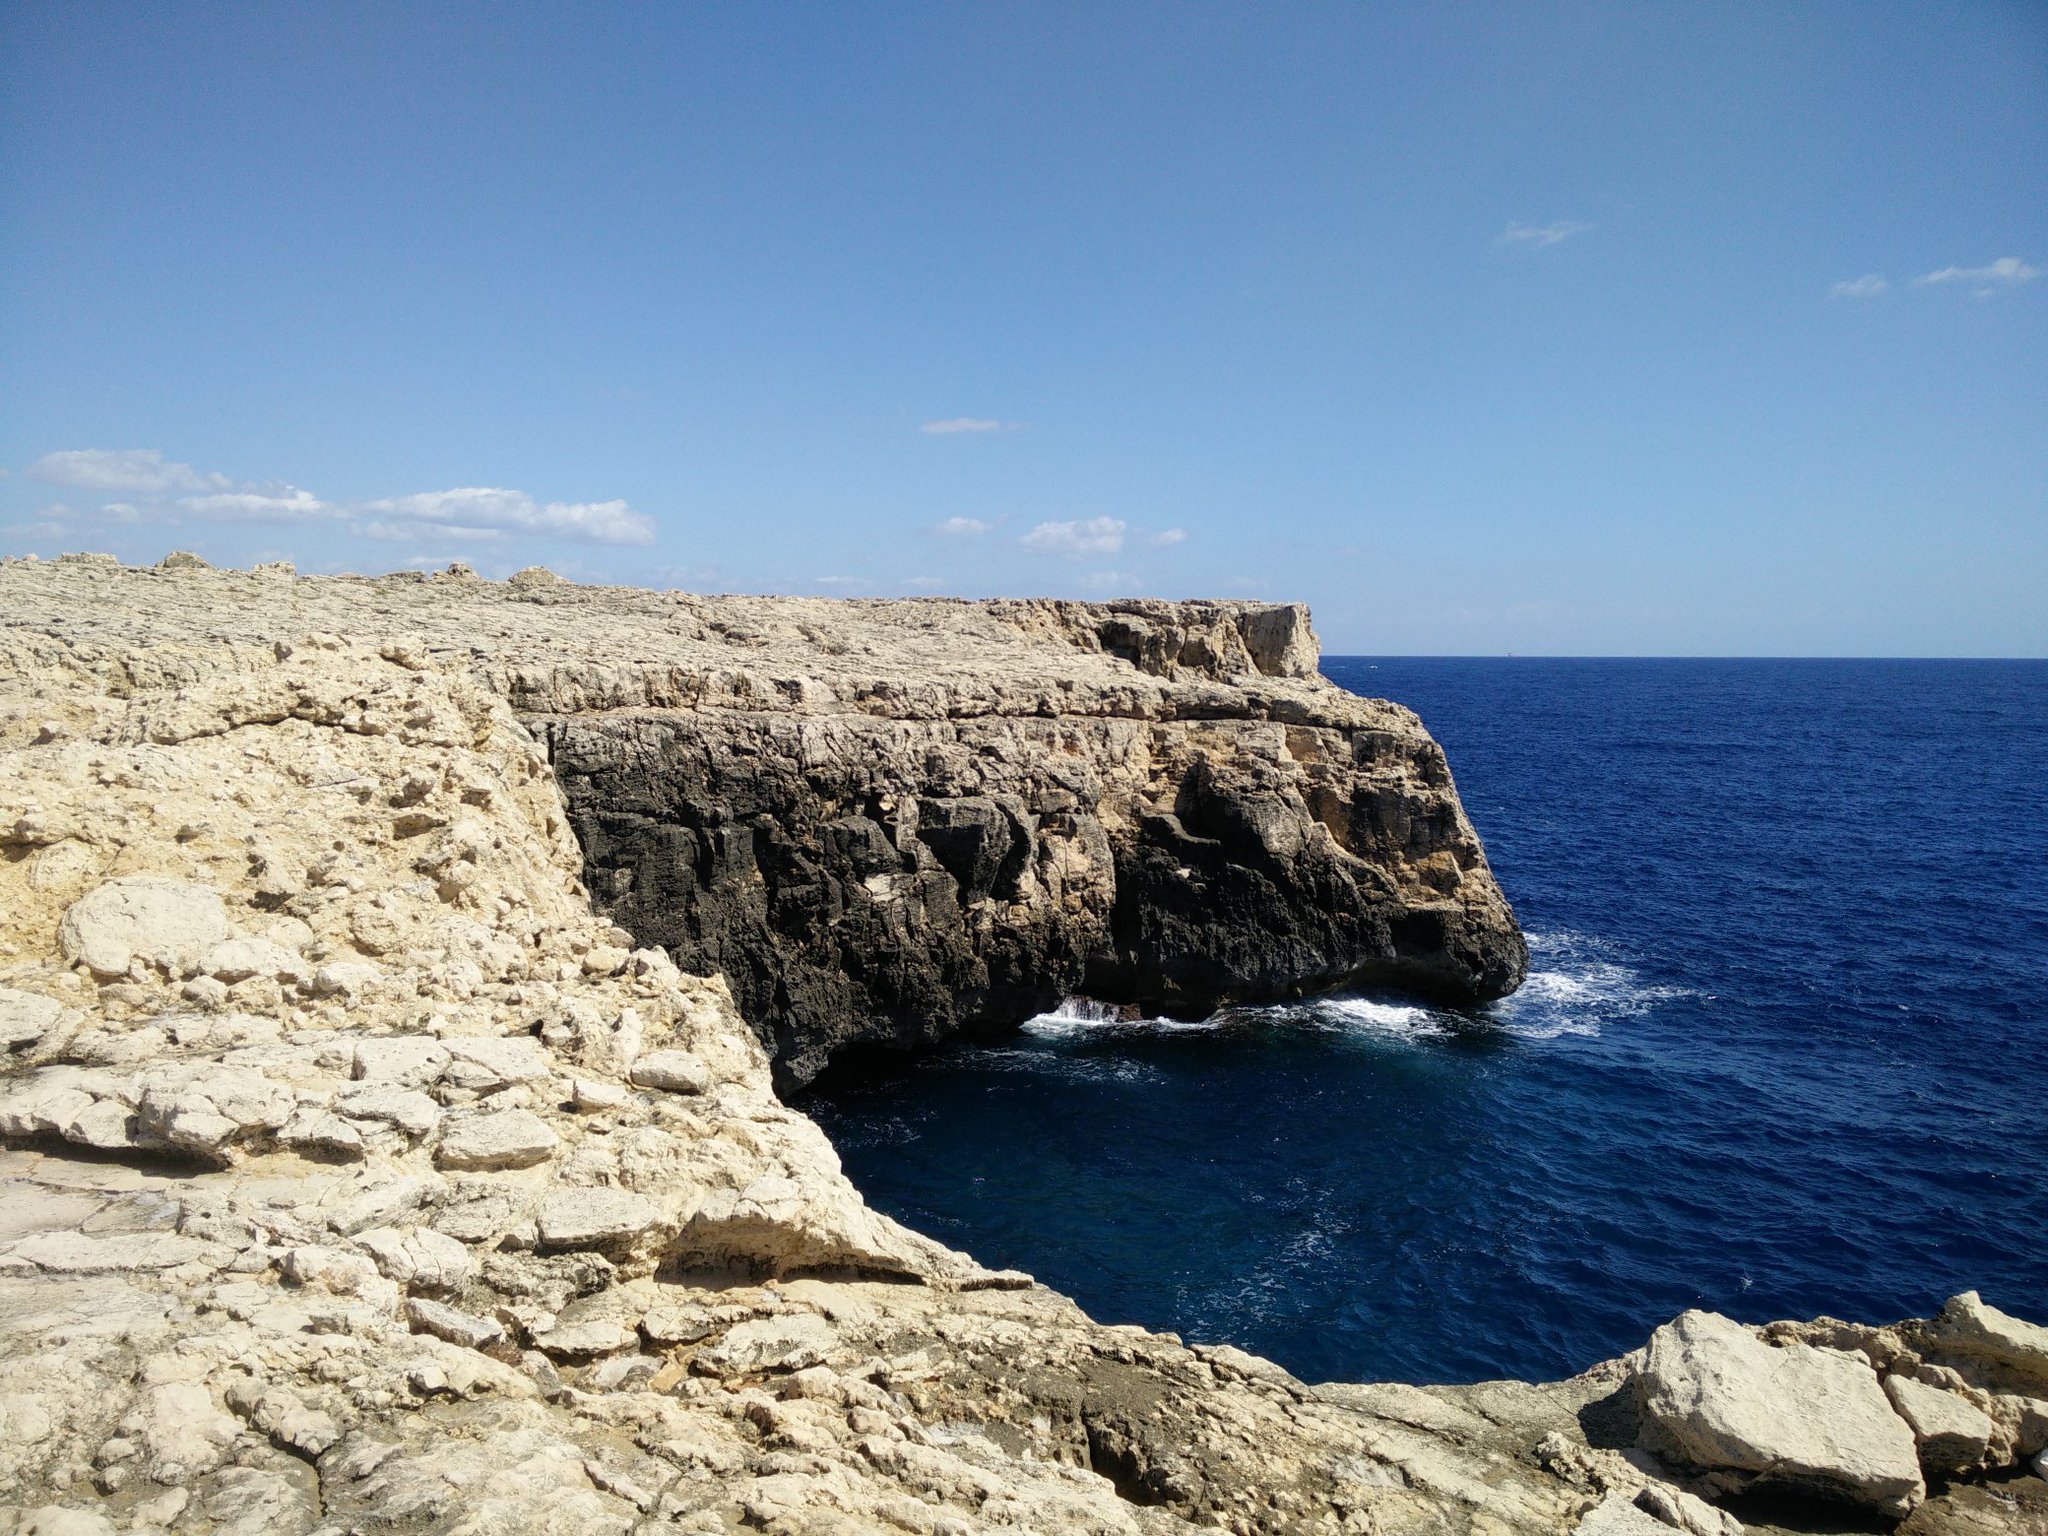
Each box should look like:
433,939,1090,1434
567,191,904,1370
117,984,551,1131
0,556,2038,1536
523,595,1525,1084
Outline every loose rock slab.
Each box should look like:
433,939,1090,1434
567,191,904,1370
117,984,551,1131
1637,1309,1925,1516
1887,1373,1995,1474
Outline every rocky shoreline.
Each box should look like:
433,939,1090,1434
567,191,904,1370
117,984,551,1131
0,552,2041,1535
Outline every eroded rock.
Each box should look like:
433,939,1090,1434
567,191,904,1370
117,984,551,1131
57,877,230,980
1637,1309,1925,1516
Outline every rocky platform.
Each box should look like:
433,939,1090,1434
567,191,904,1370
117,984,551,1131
0,551,2040,1536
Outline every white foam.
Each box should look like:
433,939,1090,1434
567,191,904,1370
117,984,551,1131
1020,997,1218,1040
1312,996,1453,1042
1489,933,1697,1041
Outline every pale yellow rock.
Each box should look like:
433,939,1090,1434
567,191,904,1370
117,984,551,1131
433,1107,560,1171
1887,1372,1996,1474
56,877,230,980
0,556,2034,1536
1638,1310,1924,1516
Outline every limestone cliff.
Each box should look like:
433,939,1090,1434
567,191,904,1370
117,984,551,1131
534,595,1525,1084
0,553,2037,1536
0,555,1526,1086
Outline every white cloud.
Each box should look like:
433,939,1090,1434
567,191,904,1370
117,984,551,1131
1147,527,1188,548
359,520,505,543
901,576,946,590
23,448,654,549
3,520,68,538
29,449,230,494
919,418,1018,435
931,516,992,536
1020,517,1125,558
1916,256,2039,290
1829,274,1888,299
357,488,655,545
813,575,867,588
1500,220,1592,249
179,487,330,523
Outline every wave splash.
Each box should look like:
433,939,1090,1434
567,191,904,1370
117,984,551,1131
1020,930,1690,1047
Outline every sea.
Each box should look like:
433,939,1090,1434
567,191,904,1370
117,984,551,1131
801,658,2048,1386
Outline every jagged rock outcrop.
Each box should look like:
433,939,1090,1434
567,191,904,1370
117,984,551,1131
0,554,2038,1536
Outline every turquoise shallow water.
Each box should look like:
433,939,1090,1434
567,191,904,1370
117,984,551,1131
801,658,2048,1385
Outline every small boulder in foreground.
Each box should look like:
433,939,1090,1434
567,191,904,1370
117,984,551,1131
1636,1308,1925,1517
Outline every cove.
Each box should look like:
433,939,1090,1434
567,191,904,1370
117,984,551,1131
802,657,2048,1384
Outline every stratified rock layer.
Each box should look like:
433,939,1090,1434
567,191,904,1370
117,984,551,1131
0,554,2039,1536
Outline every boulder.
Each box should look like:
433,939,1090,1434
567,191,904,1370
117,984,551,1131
1885,1374,1994,1475
57,877,230,979
334,1085,442,1138
1932,1292,2048,1388
1636,1309,1924,1516
356,1226,475,1293
441,1036,551,1094
201,935,307,985
0,987,63,1051
694,1313,839,1376
406,1296,505,1351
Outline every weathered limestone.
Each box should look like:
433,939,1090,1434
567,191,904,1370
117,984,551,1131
1638,1310,1926,1515
55,877,229,981
0,555,2037,1536
0,556,1524,1087
1886,1374,1996,1475
1933,1291,2048,1386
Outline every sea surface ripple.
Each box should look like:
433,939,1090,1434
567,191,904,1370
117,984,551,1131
802,658,2048,1384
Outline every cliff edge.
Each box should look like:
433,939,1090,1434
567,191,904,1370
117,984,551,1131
2,555,1526,1086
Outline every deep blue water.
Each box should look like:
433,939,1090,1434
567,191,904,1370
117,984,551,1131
801,659,2048,1385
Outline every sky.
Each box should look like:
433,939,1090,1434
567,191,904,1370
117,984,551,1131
2,2,2043,656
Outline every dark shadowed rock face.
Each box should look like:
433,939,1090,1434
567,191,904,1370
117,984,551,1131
539,599,1525,1086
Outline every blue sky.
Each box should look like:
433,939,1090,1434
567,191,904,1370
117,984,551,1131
3,2,2042,655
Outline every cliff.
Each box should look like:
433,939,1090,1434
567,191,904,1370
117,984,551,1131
0,553,2038,1536
0,554,1527,1086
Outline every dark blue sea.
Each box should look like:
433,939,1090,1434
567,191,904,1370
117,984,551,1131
801,659,2048,1386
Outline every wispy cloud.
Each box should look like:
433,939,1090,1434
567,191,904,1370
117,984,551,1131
1500,219,1592,249
813,575,867,589
1147,527,1188,548
30,448,229,495
919,418,1020,435
900,576,946,590
1020,517,1125,558
931,516,992,536
179,487,329,522
1829,274,1889,300
359,487,653,545
1916,256,2039,293
17,449,654,547
360,520,505,544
